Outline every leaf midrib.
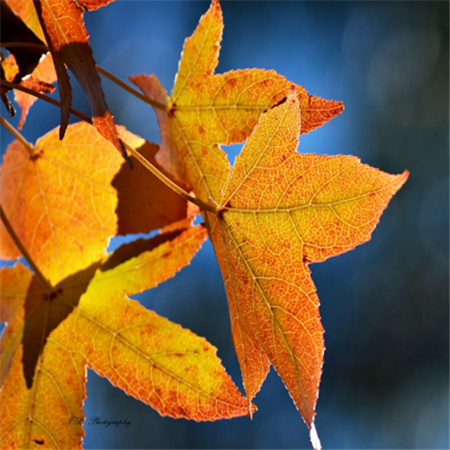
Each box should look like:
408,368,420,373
218,218,314,413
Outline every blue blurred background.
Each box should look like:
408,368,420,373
1,1,448,448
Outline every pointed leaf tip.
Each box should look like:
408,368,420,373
171,0,223,102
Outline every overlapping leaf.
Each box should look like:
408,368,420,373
130,0,344,202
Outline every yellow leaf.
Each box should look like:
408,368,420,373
130,0,344,203
0,264,86,450
0,222,253,448
71,228,249,422
0,123,142,285
6,0,45,42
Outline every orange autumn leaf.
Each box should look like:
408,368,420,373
0,222,255,449
0,122,194,285
130,5,407,439
130,0,344,200
32,0,125,158
203,87,408,438
0,122,137,285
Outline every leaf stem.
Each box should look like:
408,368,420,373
122,141,217,214
96,65,168,111
1,76,216,214
0,116,35,156
0,205,50,287
0,79,92,124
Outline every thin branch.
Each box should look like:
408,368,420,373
122,141,217,214
0,205,51,288
1,43,166,112
0,116,35,156
96,65,168,111
0,79,92,124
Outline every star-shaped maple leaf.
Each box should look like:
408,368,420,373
130,1,408,444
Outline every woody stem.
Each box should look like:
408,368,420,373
0,79,92,123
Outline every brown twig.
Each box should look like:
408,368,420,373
0,79,92,124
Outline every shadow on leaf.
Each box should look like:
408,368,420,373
22,228,185,388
